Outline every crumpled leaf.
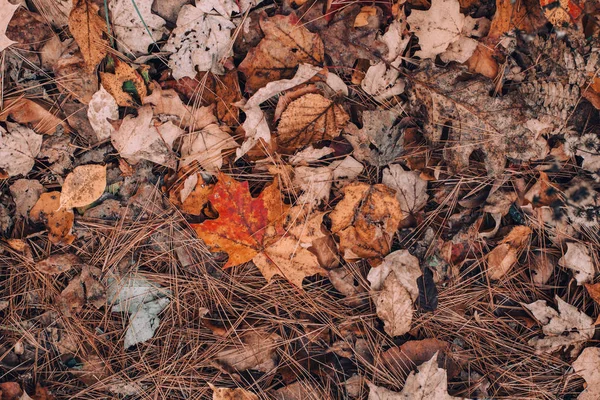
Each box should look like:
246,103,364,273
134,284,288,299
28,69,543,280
87,86,118,141
236,64,323,158
107,274,171,349
59,164,106,209
382,165,428,217
68,0,108,72
330,183,402,260
0,0,19,52
344,107,403,167
216,330,280,372
367,353,465,399
559,242,595,286
209,384,258,400
29,192,75,245
111,106,179,168
109,0,166,56
407,0,489,62
276,93,349,153
0,122,43,177
164,0,235,79
572,347,600,400
239,13,324,93
9,179,45,218
523,296,594,357
180,124,237,172
100,60,148,107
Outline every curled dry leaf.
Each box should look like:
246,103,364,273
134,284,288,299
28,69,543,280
36,253,81,274
276,93,349,153
29,192,75,245
239,13,324,93
0,0,19,53
523,296,594,357
209,384,258,400
572,347,600,400
87,86,118,141
0,122,43,177
559,242,595,285
216,330,280,372
68,0,108,72
109,0,166,56
367,250,422,296
60,164,106,209
530,250,556,286
0,98,71,135
330,183,402,260
382,165,428,218
100,60,148,107
9,179,45,218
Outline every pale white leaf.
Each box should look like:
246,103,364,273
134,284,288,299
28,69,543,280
0,122,43,177
375,274,413,337
382,164,429,216
180,124,238,172
109,0,167,56
87,86,118,141
289,146,335,165
573,347,600,400
559,242,595,285
367,249,422,300
60,164,107,209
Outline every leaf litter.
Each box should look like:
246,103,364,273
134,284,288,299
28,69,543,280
1,0,600,398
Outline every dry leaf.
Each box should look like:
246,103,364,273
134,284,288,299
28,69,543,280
559,242,595,286
37,253,80,274
464,43,498,79
367,353,465,399
382,165,428,217
168,169,214,215
9,179,45,218
100,60,147,107
375,273,414,337
530,250,556,286
59,164,106,209
53,41,99,103
180,124,238,172
572,347,600,400
32,0,71,27
0,98,71,135
523,296,594,357
487,0,541,40
165,1,235,78
29,192,75,245
109,0,166,56
486,225,532,280
276,93,349,153
0,0,19,53
68,0,108,72
0,122,43,177
87,86,118,141
330,183,402,260
239,13,324,92
216,330,280,372
367,250,422,297
209,384,258,400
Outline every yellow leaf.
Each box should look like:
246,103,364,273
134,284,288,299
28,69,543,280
60,164,106,209
100,60,147,107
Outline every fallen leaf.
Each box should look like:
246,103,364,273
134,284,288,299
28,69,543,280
37,253,80,274
0,122,43,177
216,330,280,372
180,124,238,172
59,164,106,209
382,165,428,217
276,93,348,153
367,353,465,399
57,265,104,314
239,13,324,92
53,40,99,103
541,0,582,26
5,8,52,53
523,296,594,357
165,1,235,79
0,0,19,53
9,179,45,218
100,60,148,107
367,250,422,297
87,86,118,141
464,44,498,79
559,242,595,286
289,145,335,165
330,183,402,260
68,0,108,72
530,250,556,286
143,84,216,130
375,272,414,336
29,192,75,245
33,0,72,27
109,0,166,56
488,0,538,39
168,169,214,215
0,382,24,400
572,347,600,400
107,274,171,349
486,225,532,280
112,106,178,168
0,98,71,135
209,384,258,400
272,381,325,399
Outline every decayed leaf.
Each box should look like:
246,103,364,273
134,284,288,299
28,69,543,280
87,86,118,141
53,40,99,103
143,84,216,130
36,253,80,274
32,0,72,27
276,93,349,153
109,0,166,56
107,275,171,349
572,347,600,400
57,265,105,315
239,13,324,92
486,225,532,280
559,243,595,286
0,0,20,53
100,61,148,107
209,384,258,400
68,0,108,72
164,1,235,79
180,124,238,172
0,122,43,177
0,98,71,135
29,192,75,244
367,353,465,399
59,164,106,209
216,330,280,372
330,183,402,260
112,106,178,168
523,296,594,357
9,179,45,218
382,165,428,217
